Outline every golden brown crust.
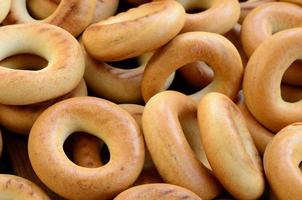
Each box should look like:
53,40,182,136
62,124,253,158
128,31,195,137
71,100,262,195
180,0,240,34
0,23,85,105
141,32,243,104
243,28,302,132
0,79,87,134
143,91,221,199
0,174,50,200
82,0,186,61
114,184,201,200
198,92,264,199
4,0,97,36
264,123,302,200
28,97,145,200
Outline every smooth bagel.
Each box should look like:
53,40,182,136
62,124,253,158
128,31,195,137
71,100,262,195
28,97,145,200
243,28,302,132
143,91,221,199
82,0,186,61
0,23,84,105
0,0,11,23
198,92,265,199
4,0,97,36
179,0,240,34
114,184,201,200
0,174,50,200
264,123,302,200
141,32,243,103
0,79,87,134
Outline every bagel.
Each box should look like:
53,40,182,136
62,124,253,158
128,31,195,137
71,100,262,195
72,104,162,184
0,0,11,23
141,32,243,104
281,0,302,5
198,92,265,199
241,2,302,58
178,0,240,34
0,79,87,134
236,93,274,156
243,28,302,132
28,97,145,200
114,184,201,200
0,23,84,105
239,0,275,24
4,0,97,36
82,43,154,103
264,123,302,200
0,174,50,200
27,0,118,24
82,0,186,61
143,91,221,199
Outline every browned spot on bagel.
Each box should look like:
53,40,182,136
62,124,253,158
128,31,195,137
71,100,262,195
5,179,12,188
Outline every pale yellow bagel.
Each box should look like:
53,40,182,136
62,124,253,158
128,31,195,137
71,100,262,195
0,23,84,105
0,174,50,200
198,92,265,199
281,0,302,5
82,0,186,61
243,28,302,132
114,184,201,200
141,32,243,104
0,0,11,23
264,123,302,200
143,91,221,199
4,0,97,36
178,0,240,34
28,97,145,200
0,79,87,134
27,0,118,24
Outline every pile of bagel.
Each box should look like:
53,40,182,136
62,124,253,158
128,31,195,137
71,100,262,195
0,0,301,199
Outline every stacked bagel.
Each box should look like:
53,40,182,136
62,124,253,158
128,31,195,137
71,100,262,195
0,0,301,199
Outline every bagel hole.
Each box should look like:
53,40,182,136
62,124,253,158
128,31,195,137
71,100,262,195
186,7,206,14
107,57,141,69
0,54,48,71
281,59,302,103
168,61,214,95
63,132,110,168
26,0,57,20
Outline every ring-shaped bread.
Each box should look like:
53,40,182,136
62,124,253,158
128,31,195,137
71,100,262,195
28,97,145,200
0,23,84,105
0,0,11,23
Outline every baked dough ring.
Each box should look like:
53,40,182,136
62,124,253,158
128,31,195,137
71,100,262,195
243,28,302,132
82,0,186,61
264,123,302,200
0,23,84,105
114,184,201,200
178,0,240,34
0,79,87,134
72,104,162,184
4,0,96,36
237,93,274,156
198,92,265,199
141,32,243,103
82,43,154,103
143,91,221,199
239,0,275,24
0,174,50,200
28,97,144,200
27,0,118,24
241,2,302,58
0,0,11,23
281,0,302,5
